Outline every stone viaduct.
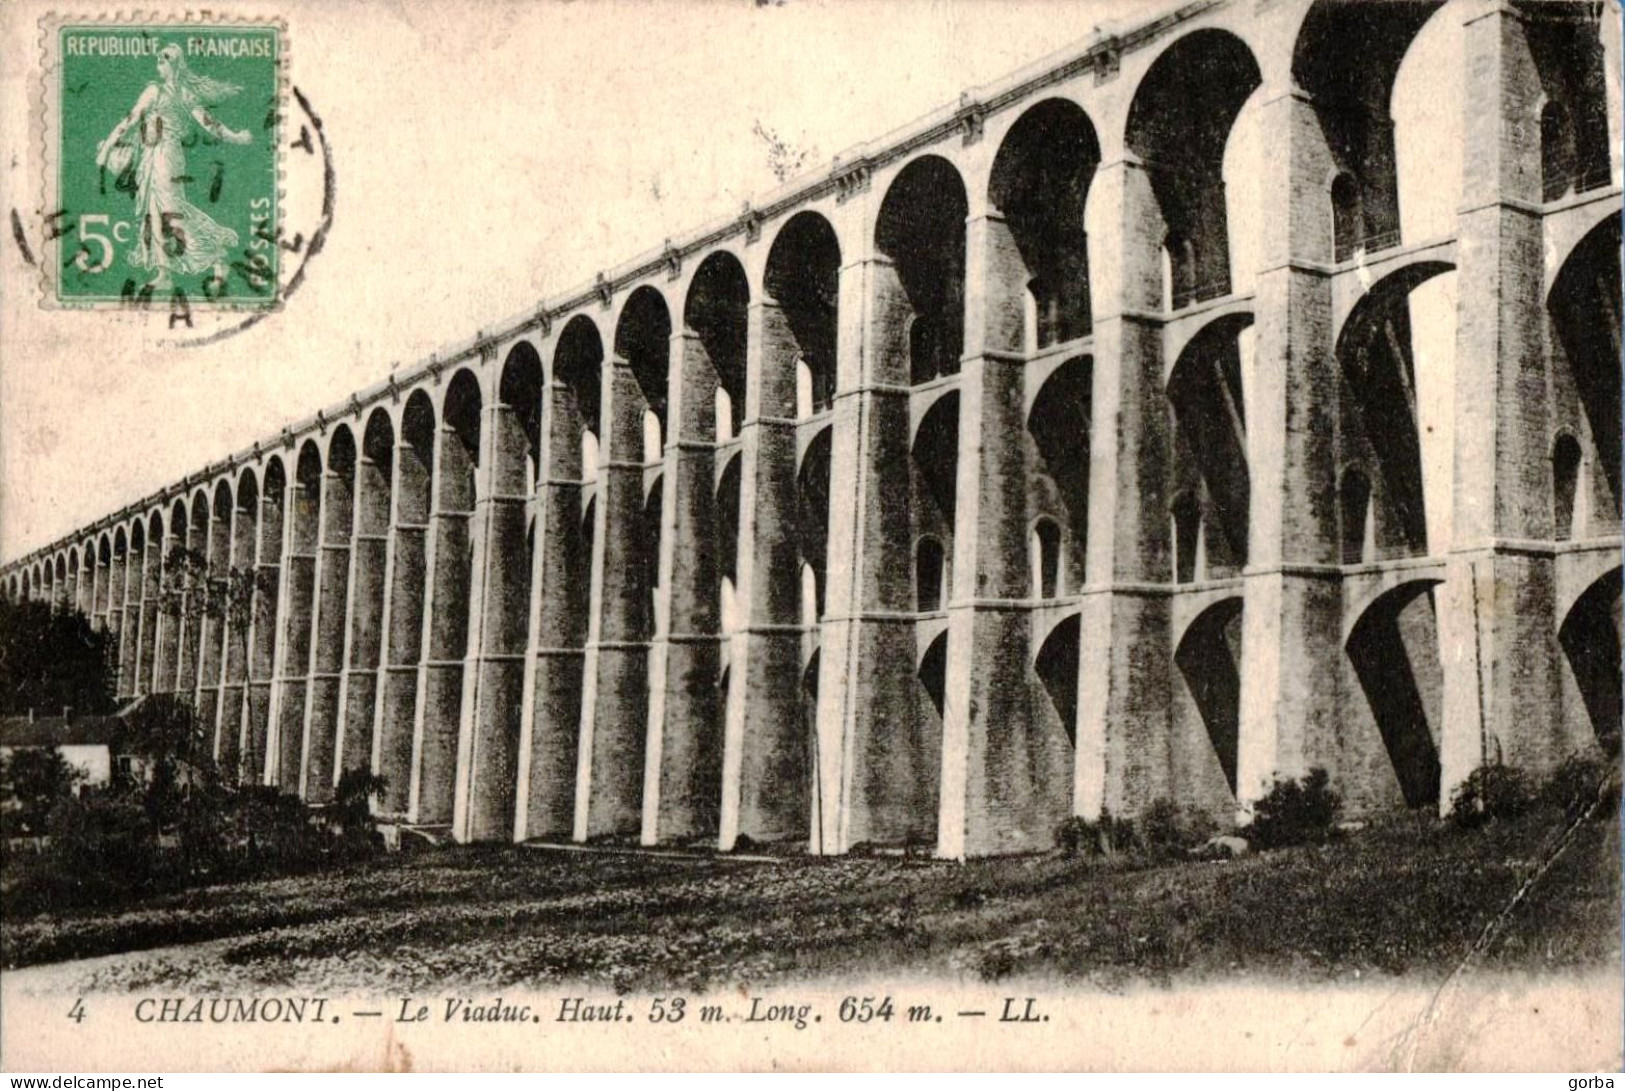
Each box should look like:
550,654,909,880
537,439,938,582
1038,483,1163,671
4,0,1621,857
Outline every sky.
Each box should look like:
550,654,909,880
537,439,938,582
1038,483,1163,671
1,0,1591,567
0,0,1173,564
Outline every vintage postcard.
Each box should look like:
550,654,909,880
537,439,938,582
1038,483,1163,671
0,0,1621,1074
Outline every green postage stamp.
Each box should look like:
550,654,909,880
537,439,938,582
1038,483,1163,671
38,16,285,309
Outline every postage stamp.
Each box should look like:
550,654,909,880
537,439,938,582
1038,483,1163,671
37,16,284,310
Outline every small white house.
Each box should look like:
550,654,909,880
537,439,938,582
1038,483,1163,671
0,709,133,791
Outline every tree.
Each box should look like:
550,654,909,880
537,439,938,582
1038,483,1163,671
154,546,275,780
124,694,220,829
1,747,81,837
125,693,214,767
0,600,116,716
155,545,215,642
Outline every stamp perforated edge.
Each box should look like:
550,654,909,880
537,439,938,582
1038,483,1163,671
33,10,290,312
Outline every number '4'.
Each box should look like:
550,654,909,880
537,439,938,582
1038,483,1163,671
68,998,86,1023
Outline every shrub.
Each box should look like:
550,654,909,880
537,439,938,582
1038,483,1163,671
1539,752,1621,823
35,788,169,908
221,785,330,872
1248,767,1341,849
1138,798,1217,855
1449,762,1533,829
1054,816,1089,855
901,835,935,860
332,768,388,856
1054,810,1136,857
3,771,385,918
1055,802,1218,859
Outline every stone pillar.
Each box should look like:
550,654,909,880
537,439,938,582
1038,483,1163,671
373,436,431,819
337,453,390,787
245,484,285,784
815,239,931,853
515,379,591,841
1073,157,1174,820
410,422,477,826
270,479,320,793
1440,0,1560,797
74,556,91,618
174,516,205,704
217,498,257,781
195,504,231,745
91,549,108,633
642,330,724,845
1235,86,1346,807
575,358,652,840
938,212,1044,858
136,530,162,696
117,542,142,700
63,566,78,621
719,298,805,848
154,524,183,695
106,545,127,692
301,459,355,804
455,400,530,842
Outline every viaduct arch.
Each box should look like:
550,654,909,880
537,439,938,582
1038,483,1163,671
4,0,1619,858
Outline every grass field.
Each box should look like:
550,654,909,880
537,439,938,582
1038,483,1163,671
1,803,1617,994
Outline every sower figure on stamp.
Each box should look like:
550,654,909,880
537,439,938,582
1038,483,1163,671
94,43,252,292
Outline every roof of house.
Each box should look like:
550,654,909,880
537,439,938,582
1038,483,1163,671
0,701,135,749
